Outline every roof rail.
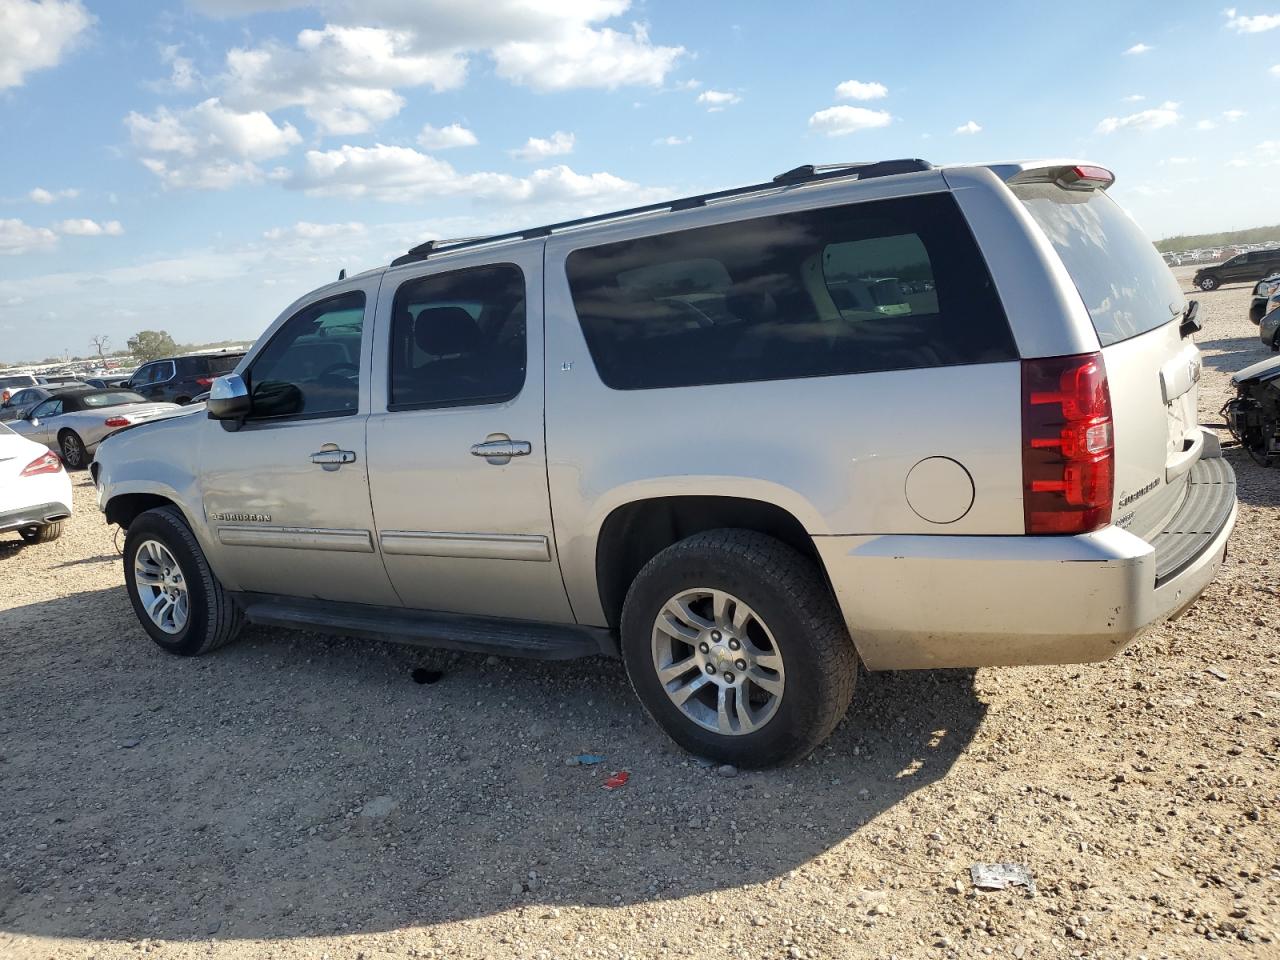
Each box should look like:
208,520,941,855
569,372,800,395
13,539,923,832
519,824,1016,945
389,158,934,267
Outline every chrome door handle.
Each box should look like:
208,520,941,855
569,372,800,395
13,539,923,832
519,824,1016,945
310,449,356,465
470,439,531,461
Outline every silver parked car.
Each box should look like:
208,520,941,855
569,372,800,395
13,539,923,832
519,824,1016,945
10,389,184,469
93,159,1237,767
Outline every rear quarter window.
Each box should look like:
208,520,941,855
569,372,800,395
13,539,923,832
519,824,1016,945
565,192,1015,390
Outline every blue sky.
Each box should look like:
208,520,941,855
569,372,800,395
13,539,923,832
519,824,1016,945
0,0,1278,362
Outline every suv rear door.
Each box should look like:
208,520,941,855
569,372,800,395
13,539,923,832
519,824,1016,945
1010,180,1200,538
365,244,574,623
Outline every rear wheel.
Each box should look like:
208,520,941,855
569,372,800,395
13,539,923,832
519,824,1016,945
19,521,64,544
58,430,87,469
620,529,857,768
1198,276,1220,291
123,506,243,656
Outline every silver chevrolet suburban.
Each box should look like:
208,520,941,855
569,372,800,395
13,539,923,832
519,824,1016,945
93,159,1237,767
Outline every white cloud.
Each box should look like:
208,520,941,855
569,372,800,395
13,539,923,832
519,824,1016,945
263,221,367,241
1095,101,1180,133
28,187,79,204
808,105,893,136
1196,119,1218,131
1160,157,1196,166
223,26,467,136
653,134,690,146
0,0,93,90
954,120,982,135
1224,8,1280,32
287,142,662,208
697,89,740,111
493,20,683,91
55,218,124,237
511,130,575,160
126,97,301,189
0,219,58,255
835,79,887,101
1124,42,1153,54
417,123,478,150
1226,140,1280,168
1272,63,1280,76
1123,94,1145,102
160,44,199,91
1224,108,1247,121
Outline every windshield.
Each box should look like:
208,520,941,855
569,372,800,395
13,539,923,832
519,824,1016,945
1012,183,1184,346
81,391,146,408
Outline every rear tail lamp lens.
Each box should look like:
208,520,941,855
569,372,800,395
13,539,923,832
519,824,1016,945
1022,352,1114,535
20,451,64,476
195,377,213,387
104,416,130,427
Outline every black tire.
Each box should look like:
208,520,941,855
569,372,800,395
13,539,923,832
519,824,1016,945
620,529,857,768
1198,276,1220,292
58,430,87,470
123,505,243,656
175,396,191,405
19,520,64,544
1250,302,1265,325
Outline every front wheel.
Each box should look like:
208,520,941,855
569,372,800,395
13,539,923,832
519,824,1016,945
1198,276,1220,291
58,431,87,469
123,506,243,656
620,530,857,768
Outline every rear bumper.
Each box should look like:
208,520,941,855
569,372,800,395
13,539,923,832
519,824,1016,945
814,453,1237,670
0,500,71,532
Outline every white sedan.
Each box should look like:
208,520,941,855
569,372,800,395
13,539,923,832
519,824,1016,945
0,420,72,544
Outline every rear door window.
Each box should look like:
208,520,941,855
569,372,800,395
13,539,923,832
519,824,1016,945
387,263,526,410
565,192,1014,390
1012,183,1183,346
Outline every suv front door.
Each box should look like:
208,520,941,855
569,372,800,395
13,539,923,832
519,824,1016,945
366,247,574,622
198,275,399,606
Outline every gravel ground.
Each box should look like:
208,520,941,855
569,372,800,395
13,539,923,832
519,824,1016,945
1,270,1277,960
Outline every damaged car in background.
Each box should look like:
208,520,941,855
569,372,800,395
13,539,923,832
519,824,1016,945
1224,356,1280,467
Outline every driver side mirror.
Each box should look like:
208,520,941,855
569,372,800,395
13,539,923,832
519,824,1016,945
28,416,39,426
206,374,251,422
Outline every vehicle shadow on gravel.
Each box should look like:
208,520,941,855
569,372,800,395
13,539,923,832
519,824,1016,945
1198,333,1269,375
0,586,985,943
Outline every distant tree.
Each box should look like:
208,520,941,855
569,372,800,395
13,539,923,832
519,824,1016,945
126,330,178,362
90,334,110,359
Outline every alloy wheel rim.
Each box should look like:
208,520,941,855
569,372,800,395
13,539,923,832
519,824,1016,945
650,588,785,736
133,539,189,635
62,435,80,465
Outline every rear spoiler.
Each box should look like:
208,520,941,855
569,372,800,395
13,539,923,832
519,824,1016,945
980,161,1117,191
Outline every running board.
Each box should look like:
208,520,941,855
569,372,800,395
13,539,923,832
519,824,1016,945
233,594,615,660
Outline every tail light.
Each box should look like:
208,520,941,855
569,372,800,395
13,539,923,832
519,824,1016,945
20,451,64,476
195,377,213,387
1022,352,1114,534
1,390,10,403
104,416,131,427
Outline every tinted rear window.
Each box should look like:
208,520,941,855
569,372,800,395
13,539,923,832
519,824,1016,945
1012,183,1183,347
206,354,243,375
566,192,1016,390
